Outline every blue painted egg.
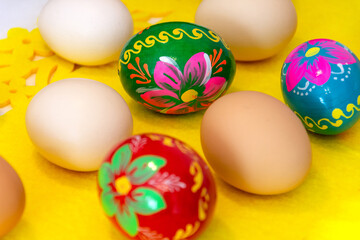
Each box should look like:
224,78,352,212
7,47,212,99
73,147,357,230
281,39,360,135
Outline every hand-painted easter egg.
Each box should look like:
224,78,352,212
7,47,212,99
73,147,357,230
119,21,236,114
98,133,216,239
281,39,360,135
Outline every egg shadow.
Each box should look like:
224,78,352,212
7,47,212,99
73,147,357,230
306,126,360,154
308,131,341,146
199,214,233,239
212,163,330,215
228,57,287,94
128,99,205,132
33,151,98,190
109,224,132,240
3,219,34,240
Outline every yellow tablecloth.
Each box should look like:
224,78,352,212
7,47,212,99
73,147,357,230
1,0,360,239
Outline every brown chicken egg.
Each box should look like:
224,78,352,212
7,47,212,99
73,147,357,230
0,156,25,237
195,0,297,61
201,91,312,195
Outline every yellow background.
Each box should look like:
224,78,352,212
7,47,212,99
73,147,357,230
1,0,360,239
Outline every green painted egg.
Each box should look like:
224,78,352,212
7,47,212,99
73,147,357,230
118,21,236,114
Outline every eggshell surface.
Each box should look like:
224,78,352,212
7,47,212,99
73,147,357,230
25,78,133,171
281,39,360,135
38,0,133,66
119,21,236,114
98,133,216,239
195,0,297,61
201,91,312,195
0,156,25,237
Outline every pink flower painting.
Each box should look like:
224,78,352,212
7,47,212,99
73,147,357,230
285,39,356,91
140,52,227,114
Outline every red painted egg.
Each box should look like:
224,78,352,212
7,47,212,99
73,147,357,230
97,133,216,240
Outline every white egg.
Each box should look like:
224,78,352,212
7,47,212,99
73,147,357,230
25,78,133,172
38,0,133,66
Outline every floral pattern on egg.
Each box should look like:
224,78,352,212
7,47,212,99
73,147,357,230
98,144,167,237
281,39,360,135
118,21,236,114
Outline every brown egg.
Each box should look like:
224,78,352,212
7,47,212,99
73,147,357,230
0,156,25,237
195,0,297,61
201,91,312,195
